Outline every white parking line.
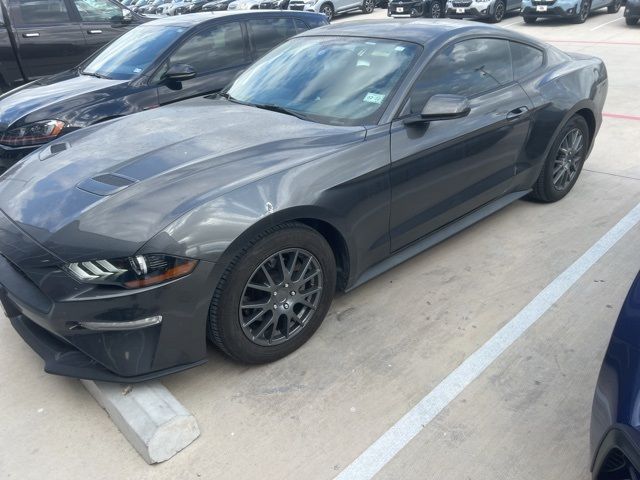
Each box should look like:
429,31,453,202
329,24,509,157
590,16,624,30
502,19,524,27
334,202,640,480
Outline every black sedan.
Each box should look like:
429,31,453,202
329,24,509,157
0,20,607,382
0,11,327,170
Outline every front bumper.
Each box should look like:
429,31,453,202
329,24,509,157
446,3,492,17
0,210,216,382
521,3,578,17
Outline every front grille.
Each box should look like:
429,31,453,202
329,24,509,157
452,1,471,6
532,0,556,4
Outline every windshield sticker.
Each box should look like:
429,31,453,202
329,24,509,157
363,93,385,104
133,67,142,73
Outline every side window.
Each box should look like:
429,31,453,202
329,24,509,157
409,38,513,114
73,0,123,22
247,18,296,59
168,22,246,74
510,42,544,80
12,0,71,25
294,18,309,34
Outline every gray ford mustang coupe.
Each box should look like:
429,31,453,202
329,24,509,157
0,20,607,382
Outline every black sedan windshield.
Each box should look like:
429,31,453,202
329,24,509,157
82,25,186,80
226,36,421,125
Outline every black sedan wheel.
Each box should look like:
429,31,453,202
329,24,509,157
362,0,375,13
208,223,336,363
607,0,621,12
627,16,639,24
529,116,589,202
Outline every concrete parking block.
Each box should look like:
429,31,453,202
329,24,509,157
81,380,200,464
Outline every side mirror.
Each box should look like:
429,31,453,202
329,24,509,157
122,8,132,22
404,94,471,125
165,64,197,82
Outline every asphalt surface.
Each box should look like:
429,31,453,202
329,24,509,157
1,8,639,480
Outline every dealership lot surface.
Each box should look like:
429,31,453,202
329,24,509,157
1,11,639,480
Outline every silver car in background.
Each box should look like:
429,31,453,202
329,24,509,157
288,0,375,19
445,0,521,21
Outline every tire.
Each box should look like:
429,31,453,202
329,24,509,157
571,0,590,22
528,115,590,203
362,0,375,12
607,0,621,12
424,0,443,17
208,222,336,364
523,15,537,22
627,16,639,24
489,0,506,22
320,2,334,19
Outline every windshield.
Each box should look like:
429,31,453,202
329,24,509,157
82,25,185,80
226,36,420,126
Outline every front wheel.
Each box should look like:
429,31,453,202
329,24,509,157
571,0,590,22
362,0,375,12
607,0,621,12
523,15,537,22
320,2,334,19
528,116,590,203
208,223,336,364
489,0,506,22
423,0,443,16
627,16,639,24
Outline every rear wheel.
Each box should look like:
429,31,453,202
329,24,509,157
528,115,590,203
489,0,506,22
607,0,621,12
523,15,537,22
627,16,639,24
362,0,375,12
208,223,336,364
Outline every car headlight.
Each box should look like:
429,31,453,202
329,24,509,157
0,120,66,147
64,254,198,289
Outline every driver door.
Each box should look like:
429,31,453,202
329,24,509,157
389,38,533,251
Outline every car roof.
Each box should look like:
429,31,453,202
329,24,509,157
143,9,321,27
297,19,544,48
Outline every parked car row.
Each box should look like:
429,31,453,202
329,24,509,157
386,0,626,22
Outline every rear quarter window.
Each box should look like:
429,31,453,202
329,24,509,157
510,41,544,80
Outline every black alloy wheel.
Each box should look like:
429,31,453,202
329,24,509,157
362,0,375,13
528,115,589,202
489,0,506,22
572,0,590,22
208,223,336,364
320,2,334,18
426,0,443,17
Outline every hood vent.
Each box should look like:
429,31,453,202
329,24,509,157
76,173,137,196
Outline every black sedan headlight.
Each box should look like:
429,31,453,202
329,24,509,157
0,120,66,147
64,254,198,289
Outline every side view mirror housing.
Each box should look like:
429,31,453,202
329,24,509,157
404,94,471,125
165,64,197,82
122,8,133,22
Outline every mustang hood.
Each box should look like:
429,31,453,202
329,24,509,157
0,98,365,261
0,73,127,131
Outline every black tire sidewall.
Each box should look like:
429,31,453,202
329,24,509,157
321,2,334,18
210,225,336,364
539,116,590,202
490,0,505,22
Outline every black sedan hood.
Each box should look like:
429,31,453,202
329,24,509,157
0,98,365,262
0,73,127,131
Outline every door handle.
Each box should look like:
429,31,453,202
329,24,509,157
87,29,103,34
507,106,529,120
22,32,40,37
